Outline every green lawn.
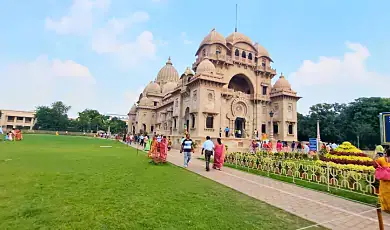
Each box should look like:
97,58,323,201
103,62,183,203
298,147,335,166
0,135,323,229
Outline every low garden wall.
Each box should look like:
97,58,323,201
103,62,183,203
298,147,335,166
225,151,378,197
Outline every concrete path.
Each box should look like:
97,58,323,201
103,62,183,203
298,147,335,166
130,143,390,230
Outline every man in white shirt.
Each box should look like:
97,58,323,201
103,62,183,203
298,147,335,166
201,136,215,171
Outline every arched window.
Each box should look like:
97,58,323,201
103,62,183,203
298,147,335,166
248,53,253,60
242,51,246,58
235,49,239,56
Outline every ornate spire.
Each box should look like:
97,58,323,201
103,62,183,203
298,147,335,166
166,56,172,65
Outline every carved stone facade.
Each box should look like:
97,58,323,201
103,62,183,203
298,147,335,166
128,29,301,149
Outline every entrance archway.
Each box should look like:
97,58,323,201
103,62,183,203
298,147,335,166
235,117,245,138
228,74,254,94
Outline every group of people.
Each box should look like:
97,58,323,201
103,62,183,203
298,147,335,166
200,136,226,171
249,140,311,154
147,135,169,164
1,128,23,141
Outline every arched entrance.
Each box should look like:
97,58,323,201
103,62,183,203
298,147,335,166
184,107,190,133
228,74,254,94
235,117,245,138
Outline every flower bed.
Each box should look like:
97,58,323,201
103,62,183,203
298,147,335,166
321,141,374,167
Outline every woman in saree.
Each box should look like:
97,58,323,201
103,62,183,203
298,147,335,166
213,138,225,170
147,137,157,158
158,136,168,163
376,149,390,212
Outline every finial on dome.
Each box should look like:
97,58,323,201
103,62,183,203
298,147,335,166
166,57,172,65
211,28,216,32
280,72,284,78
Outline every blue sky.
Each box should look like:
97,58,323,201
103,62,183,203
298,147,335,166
1,0,390,117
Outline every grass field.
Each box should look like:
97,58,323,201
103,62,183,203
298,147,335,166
0,135,324,229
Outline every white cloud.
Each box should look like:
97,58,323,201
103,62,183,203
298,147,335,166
45,0,110,35
91,12,156,67
181,32,192,45
289,42,390,114
0,56,96,116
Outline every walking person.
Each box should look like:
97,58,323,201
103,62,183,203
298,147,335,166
213,138,225,170
201,136,214,171
180,134,194,168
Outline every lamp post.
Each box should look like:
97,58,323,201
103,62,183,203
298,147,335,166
269,111,274,141
316,118,321,152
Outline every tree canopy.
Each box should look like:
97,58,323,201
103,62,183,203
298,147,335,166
34,101,127,134
298,97,390,149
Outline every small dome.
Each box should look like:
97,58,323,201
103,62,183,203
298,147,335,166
254,42,270,58
226,32,253,46
139,96,153,107
184,67,194,76
143,81,161,95
199,28,226,48
272,74,291,91
129,104,137,114
162,81,177,95
196,59,215,74
156,57,179,86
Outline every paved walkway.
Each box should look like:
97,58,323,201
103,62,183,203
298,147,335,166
131,144,390,230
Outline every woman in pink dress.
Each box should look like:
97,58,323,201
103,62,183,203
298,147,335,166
213,138,225,170
276,140,283,152
159,136,168,163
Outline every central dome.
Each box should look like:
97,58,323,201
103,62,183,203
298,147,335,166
200,29,226,47
156,57,179,86
226,32,253,45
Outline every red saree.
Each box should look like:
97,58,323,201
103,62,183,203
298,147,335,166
213,143,225,169
159,139,168,163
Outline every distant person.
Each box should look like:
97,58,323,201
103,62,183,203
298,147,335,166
276,140,282,152
201,136,214,171
224,127,229,137
167,137,172,151
213,138,225,170
376,144,385,158
139,134,144,146
291,141,296,152
157,135,162,143
237,129,242,138
304,143,310,154
180,134,193,168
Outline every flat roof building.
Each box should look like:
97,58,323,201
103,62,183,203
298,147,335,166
0,109,36,130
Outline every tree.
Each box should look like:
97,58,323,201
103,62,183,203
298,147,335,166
77,109,108,133
108,117,127,134
298,97,390,149
34,101,71,131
